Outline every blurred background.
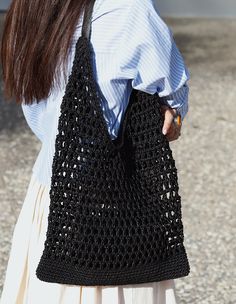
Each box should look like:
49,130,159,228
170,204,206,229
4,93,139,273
0,1,236,303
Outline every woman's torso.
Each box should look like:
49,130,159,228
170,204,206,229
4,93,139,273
21,0,190,186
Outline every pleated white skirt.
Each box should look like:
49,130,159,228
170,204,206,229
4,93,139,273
0,172,179,304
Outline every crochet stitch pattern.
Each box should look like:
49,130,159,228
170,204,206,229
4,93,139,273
36,2,190,286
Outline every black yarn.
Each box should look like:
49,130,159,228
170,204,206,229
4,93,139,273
36,1,190,286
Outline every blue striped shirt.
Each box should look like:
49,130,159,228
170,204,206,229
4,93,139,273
21,0,190,186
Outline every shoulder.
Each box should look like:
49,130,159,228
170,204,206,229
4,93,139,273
92,0,157,21
84,0,165,53
87,0,137,53
93,0,167,35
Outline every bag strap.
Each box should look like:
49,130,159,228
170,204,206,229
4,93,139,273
80,0,132,149
81,0,96,40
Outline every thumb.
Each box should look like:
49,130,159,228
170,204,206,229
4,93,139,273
162,109,174,135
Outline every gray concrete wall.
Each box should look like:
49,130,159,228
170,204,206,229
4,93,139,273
1,0,236,16
157,0,236,17
0,0,9,11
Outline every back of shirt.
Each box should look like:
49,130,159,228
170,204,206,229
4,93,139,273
21,0,190,186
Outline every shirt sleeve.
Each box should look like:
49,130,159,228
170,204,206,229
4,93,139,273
115,0,190,119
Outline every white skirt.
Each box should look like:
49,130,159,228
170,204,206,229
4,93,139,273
0,172,179,304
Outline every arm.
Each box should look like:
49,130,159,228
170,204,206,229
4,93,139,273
117,0,190,140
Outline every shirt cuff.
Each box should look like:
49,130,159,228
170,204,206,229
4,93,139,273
158,83,189,120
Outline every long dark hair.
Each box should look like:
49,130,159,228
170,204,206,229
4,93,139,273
1,0,90,104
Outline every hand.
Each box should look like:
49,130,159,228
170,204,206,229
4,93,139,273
160,105,182,142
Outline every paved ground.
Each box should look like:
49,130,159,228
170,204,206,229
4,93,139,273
0,15,236,303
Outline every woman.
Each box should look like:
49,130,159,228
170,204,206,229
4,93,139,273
0,0,189,303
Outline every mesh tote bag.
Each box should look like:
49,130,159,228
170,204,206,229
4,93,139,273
36,0,190,286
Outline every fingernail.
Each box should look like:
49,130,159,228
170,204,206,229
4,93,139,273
162,128,167,135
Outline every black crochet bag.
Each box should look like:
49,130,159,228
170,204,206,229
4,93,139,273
36,0,190,286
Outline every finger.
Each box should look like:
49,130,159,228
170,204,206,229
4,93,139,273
166,124,176,139
175,121,182,134
169,120,181,136
162,110,174,135
167,129,178,141
167,131,180,141
166,122,181,141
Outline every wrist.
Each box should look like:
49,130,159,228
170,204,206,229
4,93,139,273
175,102,188,121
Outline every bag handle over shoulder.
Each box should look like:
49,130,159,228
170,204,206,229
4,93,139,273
81,0,135,149
81,0,96,40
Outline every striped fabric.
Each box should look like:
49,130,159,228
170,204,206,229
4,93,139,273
21,0,190,186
